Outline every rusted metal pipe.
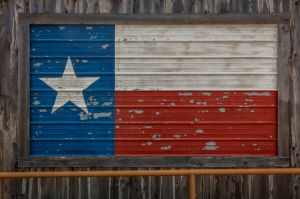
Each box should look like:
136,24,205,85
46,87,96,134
189,174,196,199
1,168,300,179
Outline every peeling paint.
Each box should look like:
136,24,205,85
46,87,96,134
245,99,254,102
169,102,176,106
160,145,172,150
138,99,144,103
101,44,110,49
178,92,193,96
90,36,98,40
33,100,40,105
155,112,160,115
173,134,181,139
244,92,271,96
201,92,212,96
196,101,207,105
222,95,228,99
34,63,43,67
86,26,93,30
82,59,89,63
129,110,144,114
146,141,152,146
189,99,194,103
102,102,112,106
152,134,161,140
59,26,65,30
93,112,112,119
195,129,204,134
218,108,226,113
39,109,47,113
88,96,99,106
203,141,219,150
79,112,92,120
144,125,152,129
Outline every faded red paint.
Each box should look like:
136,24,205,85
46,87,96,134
115,91,277,156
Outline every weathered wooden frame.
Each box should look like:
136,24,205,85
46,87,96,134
17,14,291,168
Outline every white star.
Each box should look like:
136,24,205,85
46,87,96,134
40,57,99,114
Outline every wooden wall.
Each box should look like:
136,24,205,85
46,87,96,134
0,0,299,198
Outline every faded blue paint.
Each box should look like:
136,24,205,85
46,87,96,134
30,25,115,156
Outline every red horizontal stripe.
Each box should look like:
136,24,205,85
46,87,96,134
115,91,277,156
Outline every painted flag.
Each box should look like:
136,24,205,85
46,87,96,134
30,24,277,156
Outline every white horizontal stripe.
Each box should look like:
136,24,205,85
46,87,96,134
115,24,278,91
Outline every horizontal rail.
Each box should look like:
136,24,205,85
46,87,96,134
1,168,300,199
1,168,300,179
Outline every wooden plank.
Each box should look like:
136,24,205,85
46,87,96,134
277,23,291,158
290,1,300,198
17,23,30,159
18,156,289,168
18,13,290,24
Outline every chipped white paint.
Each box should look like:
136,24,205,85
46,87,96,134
101,44,110,49
146,141,153,146
115,24,277,90
86,26,93,30
79,112,92,120
160,145,172,150
33,62,42,67
102,102,112,105
244,92,271,96
90,36,98,40
88,96,99,106
33,100,40,105
129,109,144,114
201,92,212,96
195,129,204,134
93,112,112,119
59,26,65,30
178,92,193,96
218,108,226,113
203,141,219,150
152,134,161,140
39,57,99,113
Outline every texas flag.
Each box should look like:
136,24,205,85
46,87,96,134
30,25,277,156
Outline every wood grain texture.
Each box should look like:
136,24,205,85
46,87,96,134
0,0,296,199
18,156,289,168
290,1,300,199
277,23,291,157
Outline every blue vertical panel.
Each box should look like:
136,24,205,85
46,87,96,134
30,25,115,156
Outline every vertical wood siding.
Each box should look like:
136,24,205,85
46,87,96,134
0,0,296,199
